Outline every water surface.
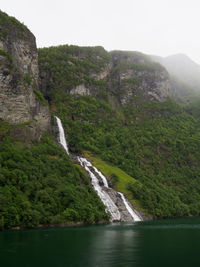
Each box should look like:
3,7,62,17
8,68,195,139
1,217,200,267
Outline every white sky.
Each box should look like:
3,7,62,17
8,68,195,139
1,0,200,63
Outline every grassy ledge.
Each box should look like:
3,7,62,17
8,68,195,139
83,151,143,210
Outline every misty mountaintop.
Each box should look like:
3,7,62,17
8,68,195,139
151,53,200,94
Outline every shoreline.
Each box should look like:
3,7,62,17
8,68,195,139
1,215,197,232
1,220,110,232
1,213,151,232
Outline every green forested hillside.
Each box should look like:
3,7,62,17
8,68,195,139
39,45,110,101
0,122,108,229
51,93,200,218
38,45,200,219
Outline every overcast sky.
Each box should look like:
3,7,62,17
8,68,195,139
1,0,200,63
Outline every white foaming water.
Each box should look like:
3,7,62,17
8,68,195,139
78,157,121,222
92,161,141,221
118,192,141,221
93,166,109,187
55,116,69,155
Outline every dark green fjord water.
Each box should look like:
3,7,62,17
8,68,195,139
1,217,200,267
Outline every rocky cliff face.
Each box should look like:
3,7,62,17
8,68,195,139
38,45,112,100
108,51,172,106
0,11,50,140
39,46,172,107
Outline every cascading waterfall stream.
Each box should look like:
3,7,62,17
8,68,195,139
118,192,141,222
55,116,142,222
78,157,121,221
55,116,69,155
92,166,109,188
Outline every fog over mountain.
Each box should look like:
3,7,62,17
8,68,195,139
151,54,200,95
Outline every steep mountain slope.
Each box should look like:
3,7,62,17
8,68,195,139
109,51,172,104
151,54,200,98
0,10,50,140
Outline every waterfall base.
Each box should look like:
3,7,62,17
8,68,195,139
104,188,134,221
78,156,142,222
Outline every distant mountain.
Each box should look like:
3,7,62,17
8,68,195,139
151,54,200,96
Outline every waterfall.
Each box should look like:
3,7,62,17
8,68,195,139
92,166,109,188
55,116,69,155
78,157,121,221
55,116,142,222
118,192,141,221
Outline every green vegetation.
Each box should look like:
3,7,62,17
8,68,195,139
85,152,137,194
0,49,13,63
123,77,139,84
38,45,200,219
182,93,200,117
110,51,165,72
84,152,143,210
112,61,164,73
24,73,32,86
38,45,111,100
23,73,48,105
33,88,48,105
49,89,200,218
0,49,13,69
0,10,28,40
0,124,109,230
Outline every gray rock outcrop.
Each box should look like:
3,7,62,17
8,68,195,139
109,51,172,106
0,11,50,140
